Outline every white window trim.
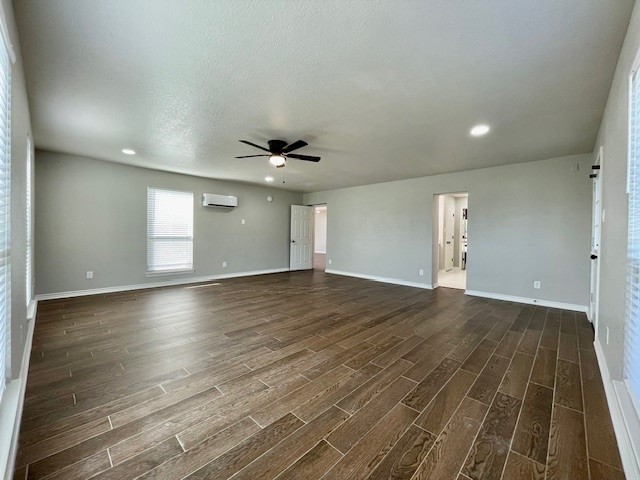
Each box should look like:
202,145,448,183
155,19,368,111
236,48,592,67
610,41,640,480
146,187,194,275
625,42,640,401
145,269,195,277
0,4,14,64
0,9,14,477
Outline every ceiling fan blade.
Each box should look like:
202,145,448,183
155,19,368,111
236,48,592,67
239,140,271,152
235,154,269,158
282,140,308,153
287,153,321,162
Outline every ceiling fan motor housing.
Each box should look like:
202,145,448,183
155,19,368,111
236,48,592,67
268,139,288,152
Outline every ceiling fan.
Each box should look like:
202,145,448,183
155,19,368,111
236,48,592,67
235,139,321,168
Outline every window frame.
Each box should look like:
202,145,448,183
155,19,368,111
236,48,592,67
624,45,640,417
0,30,10,395
146,187,195,276
25,135,32,308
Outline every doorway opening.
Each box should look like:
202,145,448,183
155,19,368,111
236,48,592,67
434,192,468,290
313,205,327,271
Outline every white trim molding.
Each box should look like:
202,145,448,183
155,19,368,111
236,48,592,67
325,269,432,289
1,310,36,478
26,300,37,321
0,2,15,63
35,268,289,301
465,290,588,313
594,339,640,479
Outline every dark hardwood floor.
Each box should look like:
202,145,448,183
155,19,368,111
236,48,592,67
14,271,624,479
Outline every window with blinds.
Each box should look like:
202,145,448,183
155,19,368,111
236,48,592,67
0,33,10,397
26,136,32,306
626,58,640,409
147,188,194,274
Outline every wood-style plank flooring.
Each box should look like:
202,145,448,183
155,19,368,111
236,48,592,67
14,271,624,479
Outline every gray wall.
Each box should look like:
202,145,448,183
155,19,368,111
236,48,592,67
35,151,303,295
593,1,640,379
304,153,592,307
5,0,34,377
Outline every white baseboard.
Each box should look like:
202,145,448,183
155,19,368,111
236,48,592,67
464,290,588,313
325,269,432,289
35,268,290,301
1,304,37,479
594,339,640,479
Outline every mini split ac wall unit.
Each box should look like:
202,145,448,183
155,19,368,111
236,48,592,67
202,193,238,208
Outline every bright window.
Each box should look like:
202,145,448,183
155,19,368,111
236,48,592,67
626,54,640,407
0,33,10,396
25,136,32,307
147,188,194,274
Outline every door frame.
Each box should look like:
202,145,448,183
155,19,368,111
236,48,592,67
432,192,469,290
589,146,604,333
312,204,328,270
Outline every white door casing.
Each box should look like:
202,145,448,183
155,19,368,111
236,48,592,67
589,147,603,330
290,205,313,270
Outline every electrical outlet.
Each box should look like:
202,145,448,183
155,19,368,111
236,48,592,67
606,327,610,344
86,271,93,279
222,261,227,268
533,281,541,289
328,259,332,265
241,219,245,225
419,269,424,276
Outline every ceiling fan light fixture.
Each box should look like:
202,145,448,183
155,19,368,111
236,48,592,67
269,154,286,167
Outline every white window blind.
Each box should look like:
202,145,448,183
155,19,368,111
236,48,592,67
626,62,640,408
147,188,193,274
0,33,10,397
26,136,32,306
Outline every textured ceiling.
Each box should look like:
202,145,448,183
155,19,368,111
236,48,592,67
14,0,634,192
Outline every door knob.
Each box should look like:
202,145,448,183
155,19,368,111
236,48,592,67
590,254,598,260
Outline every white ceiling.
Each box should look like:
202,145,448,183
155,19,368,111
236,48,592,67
14,1,634,192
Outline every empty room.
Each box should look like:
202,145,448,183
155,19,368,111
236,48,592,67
0,1,639,479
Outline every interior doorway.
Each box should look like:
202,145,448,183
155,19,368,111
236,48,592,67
313,205,327,271
434,192,468,289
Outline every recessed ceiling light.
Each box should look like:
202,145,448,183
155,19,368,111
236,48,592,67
470,125,490,137
121,148,136,155
265,175,274,182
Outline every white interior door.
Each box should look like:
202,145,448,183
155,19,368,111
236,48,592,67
444,200,455,271
589,147,603,328
290,205,313,270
